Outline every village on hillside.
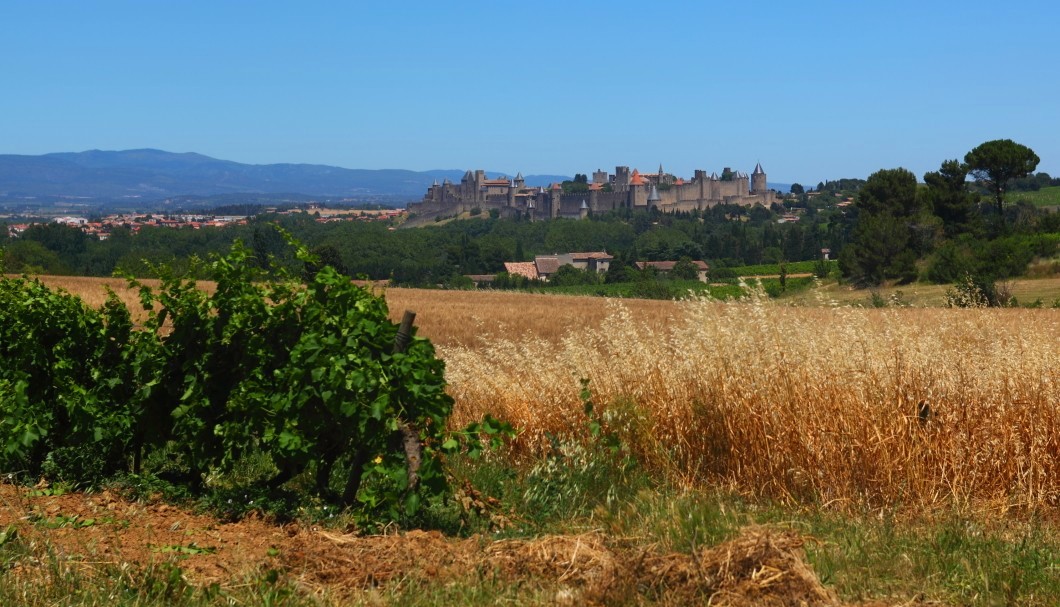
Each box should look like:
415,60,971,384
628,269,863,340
4,206,406,240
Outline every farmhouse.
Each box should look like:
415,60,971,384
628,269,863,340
503,251,613,282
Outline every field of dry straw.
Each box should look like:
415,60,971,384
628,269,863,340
26,276,1060,515
409,290,1060,516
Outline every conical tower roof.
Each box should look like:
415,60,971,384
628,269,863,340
753,162,764,175
647,184,661,202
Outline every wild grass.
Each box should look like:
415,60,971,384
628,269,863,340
383,287,684,348
442,294,1060,516
727,259,834,276
1010,185,1060,208
0,529,309,607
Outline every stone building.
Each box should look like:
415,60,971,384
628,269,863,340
408,164,776,221
503,251,613,282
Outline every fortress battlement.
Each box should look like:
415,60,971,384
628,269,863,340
408,164,775,220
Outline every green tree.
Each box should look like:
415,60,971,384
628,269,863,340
549,264,599,287
923,160,979,237
838,212,917,285
964,139,1039,218
303,244,348,280
20,223,91,270
856,167,920,217
670,257,701,281
839,168,922,285
789,183,804,195
0,240,71,274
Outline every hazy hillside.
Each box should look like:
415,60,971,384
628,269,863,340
0,149,570,203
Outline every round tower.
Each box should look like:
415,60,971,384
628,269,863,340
751,162,767,194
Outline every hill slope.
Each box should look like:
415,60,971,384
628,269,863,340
0,149,569,202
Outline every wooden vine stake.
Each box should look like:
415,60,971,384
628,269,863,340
393,310,422,491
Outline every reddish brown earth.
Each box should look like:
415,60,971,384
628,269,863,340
0,483,929,606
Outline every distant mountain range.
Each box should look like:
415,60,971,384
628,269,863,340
0,149,571,204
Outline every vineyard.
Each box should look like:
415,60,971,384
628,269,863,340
2,263,1060,605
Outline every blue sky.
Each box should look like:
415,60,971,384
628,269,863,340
2,1,1058,185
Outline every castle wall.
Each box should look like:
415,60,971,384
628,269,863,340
412,165,776,221
630,186,648,208
594,191,628,211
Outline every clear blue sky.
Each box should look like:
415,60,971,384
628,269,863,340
2,1,1058,185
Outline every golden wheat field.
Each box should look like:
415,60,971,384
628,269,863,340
18,275,1060,516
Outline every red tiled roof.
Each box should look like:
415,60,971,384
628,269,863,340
504,262,538,280
535,257,560,275
630,169,645,186
570,251,613,260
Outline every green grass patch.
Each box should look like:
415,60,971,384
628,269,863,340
726,259,837,276
541,279,743,300
1010,186,1060,208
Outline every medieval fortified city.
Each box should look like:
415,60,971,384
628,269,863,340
409,163,777,220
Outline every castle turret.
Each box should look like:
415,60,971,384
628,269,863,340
647,184,661,208
550,182,562,218
614,166,631,192
579,199,589,220
751,162,767,194
629,169,647,208
475,170,486,203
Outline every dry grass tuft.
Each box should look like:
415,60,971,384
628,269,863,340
637,527,839,607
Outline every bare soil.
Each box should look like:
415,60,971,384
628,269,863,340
0,484,928,606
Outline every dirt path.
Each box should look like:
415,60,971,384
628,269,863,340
0,484,912,605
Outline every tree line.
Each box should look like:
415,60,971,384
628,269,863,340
1,202,848,287
839,139,1059,287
